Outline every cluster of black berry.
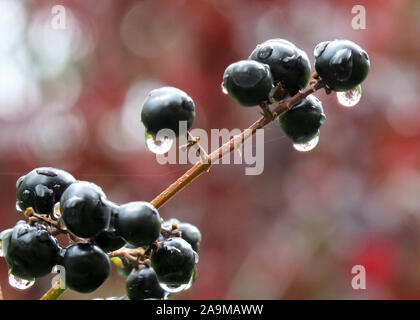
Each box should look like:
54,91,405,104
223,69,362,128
139,39,369,151
223,38,370,146
0,167,201,300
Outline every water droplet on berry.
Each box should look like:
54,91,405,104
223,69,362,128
336,85,362,107
293,134,319,152
257,46,273,59
8,274,35,290
15,201,22,212
53,202,62,219
159,283,188,293
221,82,228,95
145,133,174,155
184,273,195,290
0,240,3,258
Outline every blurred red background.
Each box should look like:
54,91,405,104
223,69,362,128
1,0,420,299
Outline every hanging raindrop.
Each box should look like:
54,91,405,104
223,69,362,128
184,272,195,290
145,133,174,155
336,85,362,107
159,283,188,293
293,134,320,152
8,274,35,290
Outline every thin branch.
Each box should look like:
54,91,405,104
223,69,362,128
39,79,325,300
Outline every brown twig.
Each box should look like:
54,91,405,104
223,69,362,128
40,79,324,300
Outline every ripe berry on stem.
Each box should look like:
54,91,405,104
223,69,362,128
62,243,111,293
2,221,60,280
164,219,202,253
141,87,195,137
250,39,311,95
115,201,161,247
278,94,326,144
126,266,166,300
314,39,370,91
60,181,111,238
16,167,75,215
151,237,197,286
222,60,273,106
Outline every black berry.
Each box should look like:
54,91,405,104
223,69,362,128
314,39,370,91
115,202,161,247
92,202,125,252
250,39,311,95
60,181,111,238
92,229,125,253
164,219,202,253
126,266,166,300
16,167,75,215
222,60,273,106
278,94,326,144
151,237,197,286
2,221,60,280
141,87,195,137
62,243,111,293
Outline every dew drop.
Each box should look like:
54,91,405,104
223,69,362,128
293,134,319,152
336,85,362,107
221,82,228,95
8,274,35,290
160,283,188,293
145,133,174,154
184,272,195,290
53,202,62,219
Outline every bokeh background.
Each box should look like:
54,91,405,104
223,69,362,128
1,0,420,300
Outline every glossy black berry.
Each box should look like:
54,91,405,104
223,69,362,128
60,181,111,238
126,266,166,300
164,219,202,253
314,39,370,91
92,229,125,253
62,243,111,293
2,221,60,280
115,202,161,247
250,39,311,95
16,167,75,215
222,60,273,106
141,87,195,137
151,237,197,286
278,95,326,144
92,202,125,252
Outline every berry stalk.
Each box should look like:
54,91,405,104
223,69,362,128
150,79,324,210
39,78,324,300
